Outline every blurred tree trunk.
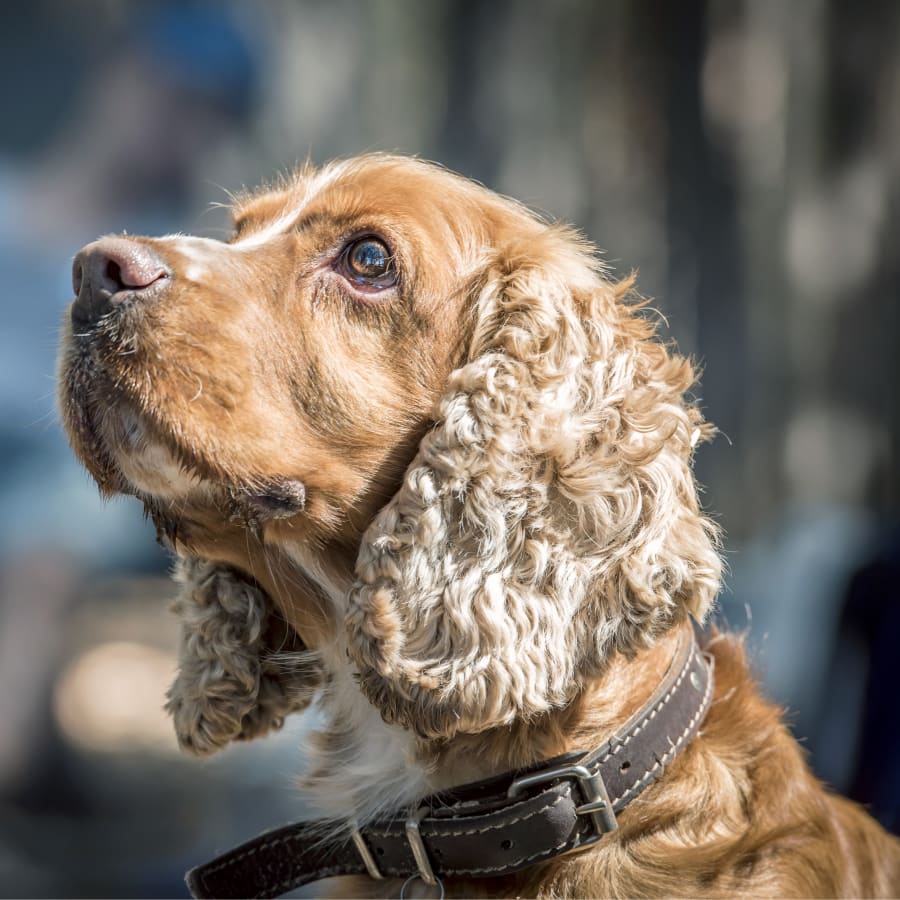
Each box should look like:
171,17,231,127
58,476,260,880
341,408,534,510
643,0,748,530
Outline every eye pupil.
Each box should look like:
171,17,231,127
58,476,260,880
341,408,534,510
348,239,390,278
338,236,397,293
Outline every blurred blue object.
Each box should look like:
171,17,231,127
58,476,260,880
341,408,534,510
131,3,261,119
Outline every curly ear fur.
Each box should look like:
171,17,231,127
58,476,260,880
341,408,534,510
347,226,721,739
166,557,321,755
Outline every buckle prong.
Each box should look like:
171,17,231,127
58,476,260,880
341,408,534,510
350,824,384,880
405,807,438,886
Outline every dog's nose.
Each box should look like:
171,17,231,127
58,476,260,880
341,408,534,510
71,237,170,326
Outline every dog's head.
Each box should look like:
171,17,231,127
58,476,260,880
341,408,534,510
59,154,720,747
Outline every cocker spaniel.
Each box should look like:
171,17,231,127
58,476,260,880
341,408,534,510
59,155,899,897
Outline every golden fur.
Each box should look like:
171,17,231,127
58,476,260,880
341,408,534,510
59,154,900,896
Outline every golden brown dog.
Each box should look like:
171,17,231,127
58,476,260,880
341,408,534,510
59,155,900,897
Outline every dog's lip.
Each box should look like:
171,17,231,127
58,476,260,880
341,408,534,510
63,344,309,513
119,405,149,447
66,384,210,501
67,286,152,334
104,402,303,512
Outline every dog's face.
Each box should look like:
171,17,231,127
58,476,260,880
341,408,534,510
60,155,720,745
60,159,520,548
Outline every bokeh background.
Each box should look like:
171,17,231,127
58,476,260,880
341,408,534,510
0,0,898,895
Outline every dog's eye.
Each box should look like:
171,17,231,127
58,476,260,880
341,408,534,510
339,237,396,289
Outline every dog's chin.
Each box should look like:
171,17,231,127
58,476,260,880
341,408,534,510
112,405,215,503
65,379,311,545
74,397,211,505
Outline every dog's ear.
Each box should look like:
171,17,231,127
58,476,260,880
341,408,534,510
166,557,321,755
347,226,721,740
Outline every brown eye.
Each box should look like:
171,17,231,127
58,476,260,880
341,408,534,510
340,237,396,289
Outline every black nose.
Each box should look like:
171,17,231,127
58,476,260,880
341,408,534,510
71,237,170,326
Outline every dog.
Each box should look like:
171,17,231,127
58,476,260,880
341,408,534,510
59,154,900,897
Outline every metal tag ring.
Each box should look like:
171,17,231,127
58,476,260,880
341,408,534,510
400,874,445,899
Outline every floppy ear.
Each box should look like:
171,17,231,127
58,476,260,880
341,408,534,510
346,226,721,740
166,557,321,755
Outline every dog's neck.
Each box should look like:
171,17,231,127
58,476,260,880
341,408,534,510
426,626,684,792
299,621,685,830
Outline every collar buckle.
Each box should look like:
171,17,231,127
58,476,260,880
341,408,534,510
507,761,618,839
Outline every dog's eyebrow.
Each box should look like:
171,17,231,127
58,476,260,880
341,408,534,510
232,165,354,249
232,207,306,248
293,211,351,233
234,209,388,252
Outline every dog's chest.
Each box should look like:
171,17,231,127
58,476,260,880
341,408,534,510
302,653,431,825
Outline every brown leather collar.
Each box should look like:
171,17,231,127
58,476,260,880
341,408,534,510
187,623,714,899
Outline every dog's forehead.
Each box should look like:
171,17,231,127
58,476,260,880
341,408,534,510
232,192,296,230
227,156,539,269
234,158,481,236
231,163,351,236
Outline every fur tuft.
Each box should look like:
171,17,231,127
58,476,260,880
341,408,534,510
166,558,321,755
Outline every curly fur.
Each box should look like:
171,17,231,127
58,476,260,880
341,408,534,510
348,229,720,738
166,557,320,754
58,154,900,897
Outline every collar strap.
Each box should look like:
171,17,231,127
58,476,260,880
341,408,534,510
187,623,714,899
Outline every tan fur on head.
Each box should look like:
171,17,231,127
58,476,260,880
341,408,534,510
347,227,721,739
166,557,320,755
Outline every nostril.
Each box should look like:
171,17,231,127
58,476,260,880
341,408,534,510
102,258,156,293
114,252,168,291
72,260,84,297
73,242,169,294
106,259,124,291
90,240,168,295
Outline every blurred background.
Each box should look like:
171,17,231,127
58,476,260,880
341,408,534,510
0,0,897,895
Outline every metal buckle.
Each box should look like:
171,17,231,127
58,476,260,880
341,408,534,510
350,823,384,880
507,763,617,838
405,806,439,886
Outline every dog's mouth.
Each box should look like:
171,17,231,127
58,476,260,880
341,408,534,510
61,335,309,543
61,344,208,499
59,333,134,496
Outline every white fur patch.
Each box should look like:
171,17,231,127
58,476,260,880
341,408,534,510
233,164,348,250
185,263,207,282
231,209,302,250
283,541,353,612
278,501,432,825
157,235,220,279
282,530,432,826
156,166,350,279
112,407,210,501
302,638,431,827
119,440,207,501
